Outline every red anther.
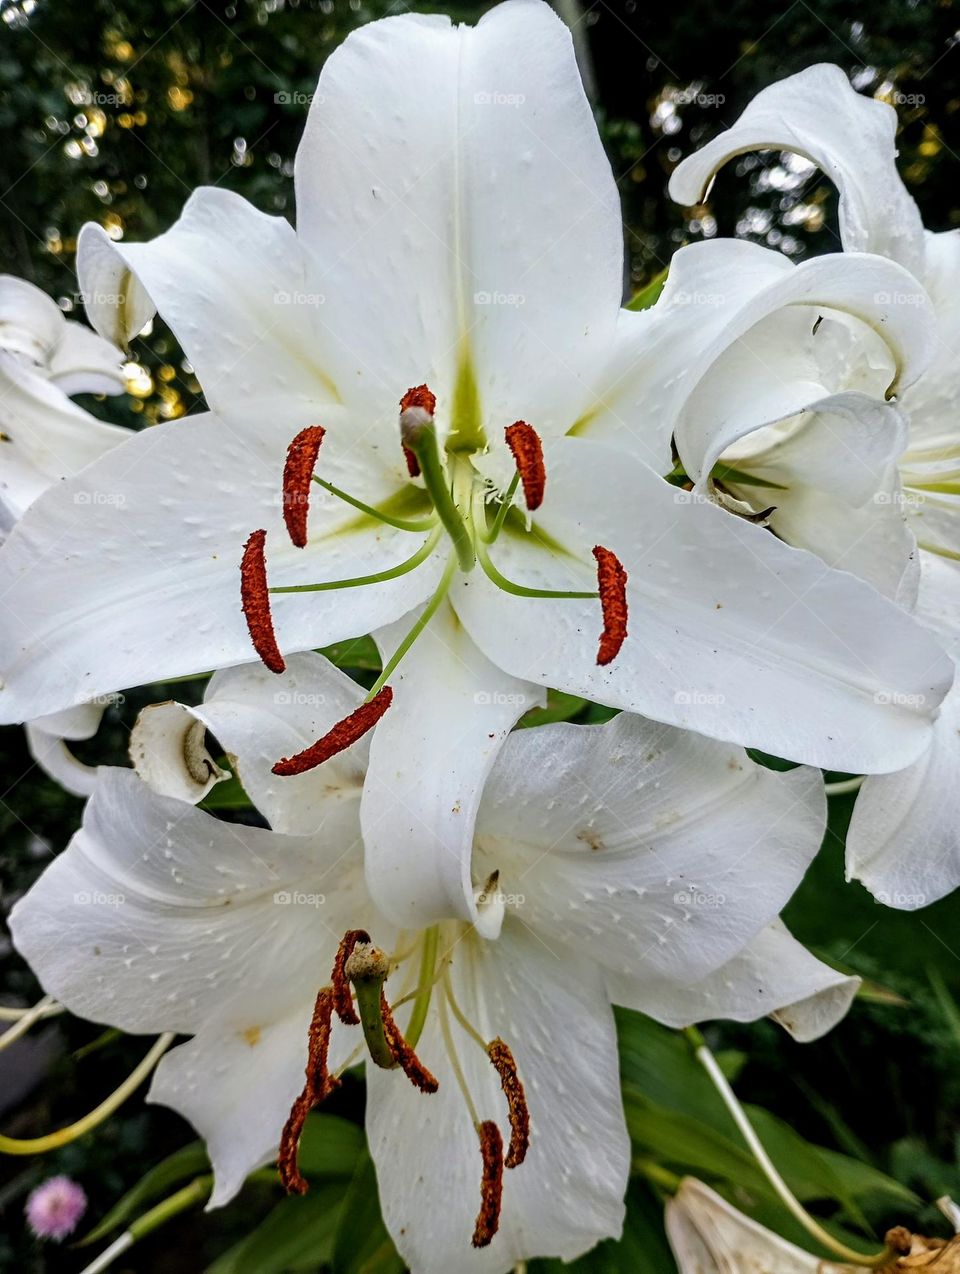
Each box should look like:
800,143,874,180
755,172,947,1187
272,687,393,776
400,385,436,416
402,446,421,478
487,1038,529,1168
240,529,285,674
282,426,325,548
472,1121,504,1248
278,987,340,1194
380,989,439,1093
331,929,371,1026
504,422,546,511
593,545,629,666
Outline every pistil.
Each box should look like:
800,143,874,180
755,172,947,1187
400,389,475,573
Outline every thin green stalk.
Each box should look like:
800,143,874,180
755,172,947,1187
271,526,441,594
313,475,437,532
365,551,458,700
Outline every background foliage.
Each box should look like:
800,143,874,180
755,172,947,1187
2,0,960,1269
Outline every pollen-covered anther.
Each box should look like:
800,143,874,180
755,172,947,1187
331,929,371,1025
282,425,325,548
380,990,440,1093
593,544,629,666
471,1120,504,1248
504,421,546,511
278,986,339,1195
487,1038,530,1168
272,687,393,776
399,383,437,452
240,529,286,674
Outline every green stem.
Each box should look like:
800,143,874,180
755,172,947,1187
480,472,520,544
404,927,439,1049
406,423,474,572
271,527,441,594
313,476,438,532
684,1030,894,1268
352,978,396,1071
475,534,596,600
365,552,458,701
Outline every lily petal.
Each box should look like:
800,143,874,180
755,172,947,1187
129,700,229,804
454,437,952,773
668,63,926,277
477,713,825,982
24,701,107,799
361,601,543,931
366,919,629,1273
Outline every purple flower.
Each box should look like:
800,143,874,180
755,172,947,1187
25,1175,87,1242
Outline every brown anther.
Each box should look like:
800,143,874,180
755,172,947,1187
272,687,393,776
380,990,440,1093
331,929,370,1025
400,385,436,416
472,1120,504,1248
278,987,339,1194
487,1038,529,1168
504,422,546,511
593,545,629,666
403,446,421,478
240,529,285,674
282,426,325,548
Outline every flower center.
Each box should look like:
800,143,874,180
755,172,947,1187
239,385,629,774
278,922,530,1252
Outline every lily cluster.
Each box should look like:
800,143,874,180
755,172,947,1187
1,4,959,1270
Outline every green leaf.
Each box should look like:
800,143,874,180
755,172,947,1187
200,772,253,811
296,1113,366,1179
331,1151,404,1274
518,689,589,728
626,267,668,311
206,1183,346,1274
318,635,383,672
78,1141,211,1246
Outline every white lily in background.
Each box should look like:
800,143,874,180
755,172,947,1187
669,63,960,581
11,651,857,1272
0,3,951,932
669,65,960,907
0,273,127,530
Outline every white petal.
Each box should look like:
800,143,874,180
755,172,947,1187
295,1,622,434
0,350,129,524
0,274,64,364
367,920,629,1273
129,701,228,803
24,701,107,799
668,63,926,276
9,767,372,1035
667,1178,821,1273
48,320,125,397
454,437,952,773
607,920,858,1042
847,676,960,909
361,601,543,931
478,713,825,983
196,653,369,834
78,189,340,426
0,412,441,722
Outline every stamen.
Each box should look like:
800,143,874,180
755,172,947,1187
487,1039,530,1168
282,426,325,548
278,987,339,1195
272,687,393,776
504,422,545,511
240,530,285,674
399,385,435,478
472,1121,504,1248
331,929,371,1025
380,990,439,1093
593,545,629,665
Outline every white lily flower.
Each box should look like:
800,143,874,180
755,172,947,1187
0,274,127,530
669,63,960,575
0,5,952,932
668,65,960,907
11,652,857,1272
